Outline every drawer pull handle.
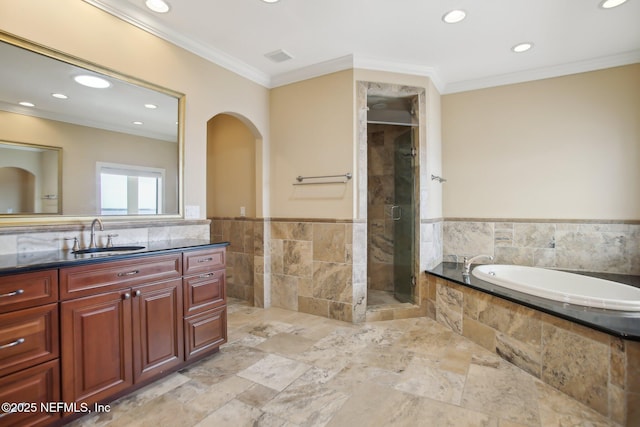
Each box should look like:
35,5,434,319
0,337,25,350
0,289,24,298
117,270,139,277
134,290,141,297
123,292,131,300
198,273,214,279
197,257,213,263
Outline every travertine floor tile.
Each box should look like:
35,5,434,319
70,300,616,427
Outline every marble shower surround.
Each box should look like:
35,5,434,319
428,274,640,426
443,219,640,275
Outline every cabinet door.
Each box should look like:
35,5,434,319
61,289,132,407
184,306,227,360
132,279,184,383
0,359,61,427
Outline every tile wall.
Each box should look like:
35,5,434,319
428,274,640,427
0,220,211,254
268,220,361,323
444,219,640,275
210,218,263,306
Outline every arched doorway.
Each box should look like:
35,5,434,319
206,113,264,306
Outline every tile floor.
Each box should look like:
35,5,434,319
70,299,615,427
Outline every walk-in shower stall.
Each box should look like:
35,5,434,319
366,95,418,306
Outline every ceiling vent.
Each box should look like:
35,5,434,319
264,49,293,63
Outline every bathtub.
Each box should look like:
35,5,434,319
472,264,640,312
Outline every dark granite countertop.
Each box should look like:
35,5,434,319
426,262,640,341
0,239,230,276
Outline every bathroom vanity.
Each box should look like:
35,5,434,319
0,241,228,426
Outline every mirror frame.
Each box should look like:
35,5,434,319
0,30,185,225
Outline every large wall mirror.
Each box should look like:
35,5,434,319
0,31,184,223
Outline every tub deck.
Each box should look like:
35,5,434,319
427,262,640,340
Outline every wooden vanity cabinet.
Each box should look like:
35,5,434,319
182,248,227,360
1,244,227,426
60,254,184,409
0,269,60,426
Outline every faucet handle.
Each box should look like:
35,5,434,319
64,237,80,252
106,234,119,248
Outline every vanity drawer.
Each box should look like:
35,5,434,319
183,248,225,276
0,359,61,426
60,253,182,299
184,306,227,360
0,303,59,377
183,270,226,316
0,270,58,314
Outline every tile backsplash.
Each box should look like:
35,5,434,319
443,219,639,275
0,220,211,255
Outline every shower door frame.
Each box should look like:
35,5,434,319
356,81,425,313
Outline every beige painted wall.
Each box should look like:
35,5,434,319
207,114,256,218
270,70,354,219
0,0,269,221
442,64,640,220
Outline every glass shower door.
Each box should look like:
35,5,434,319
392,129,416,303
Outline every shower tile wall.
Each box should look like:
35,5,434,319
367,124,408,293
443,220,640,275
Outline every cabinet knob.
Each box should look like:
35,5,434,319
134,290,141,297
123,292,131,300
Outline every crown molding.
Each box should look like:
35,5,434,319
269,54,446,92
83,0,271,87
269,55,355,88
352,55,445,93
443,49,640,94
83,1,640,95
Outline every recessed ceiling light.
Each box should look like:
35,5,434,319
52,93,68,99
262,0,280,3
145,0,170,13
442,9,466,24
599,0,628,9
19,101,35,107
74,75,111,89
133,121,143,125
512,42,534,53
144,103,158,109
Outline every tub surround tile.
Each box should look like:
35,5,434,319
445,219,639,275
427,270,639,426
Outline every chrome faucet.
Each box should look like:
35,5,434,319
463,254,494,275
89,218,103,249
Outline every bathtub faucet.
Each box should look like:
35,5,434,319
463,254,494,276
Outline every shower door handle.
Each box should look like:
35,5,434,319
391,205,401,221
